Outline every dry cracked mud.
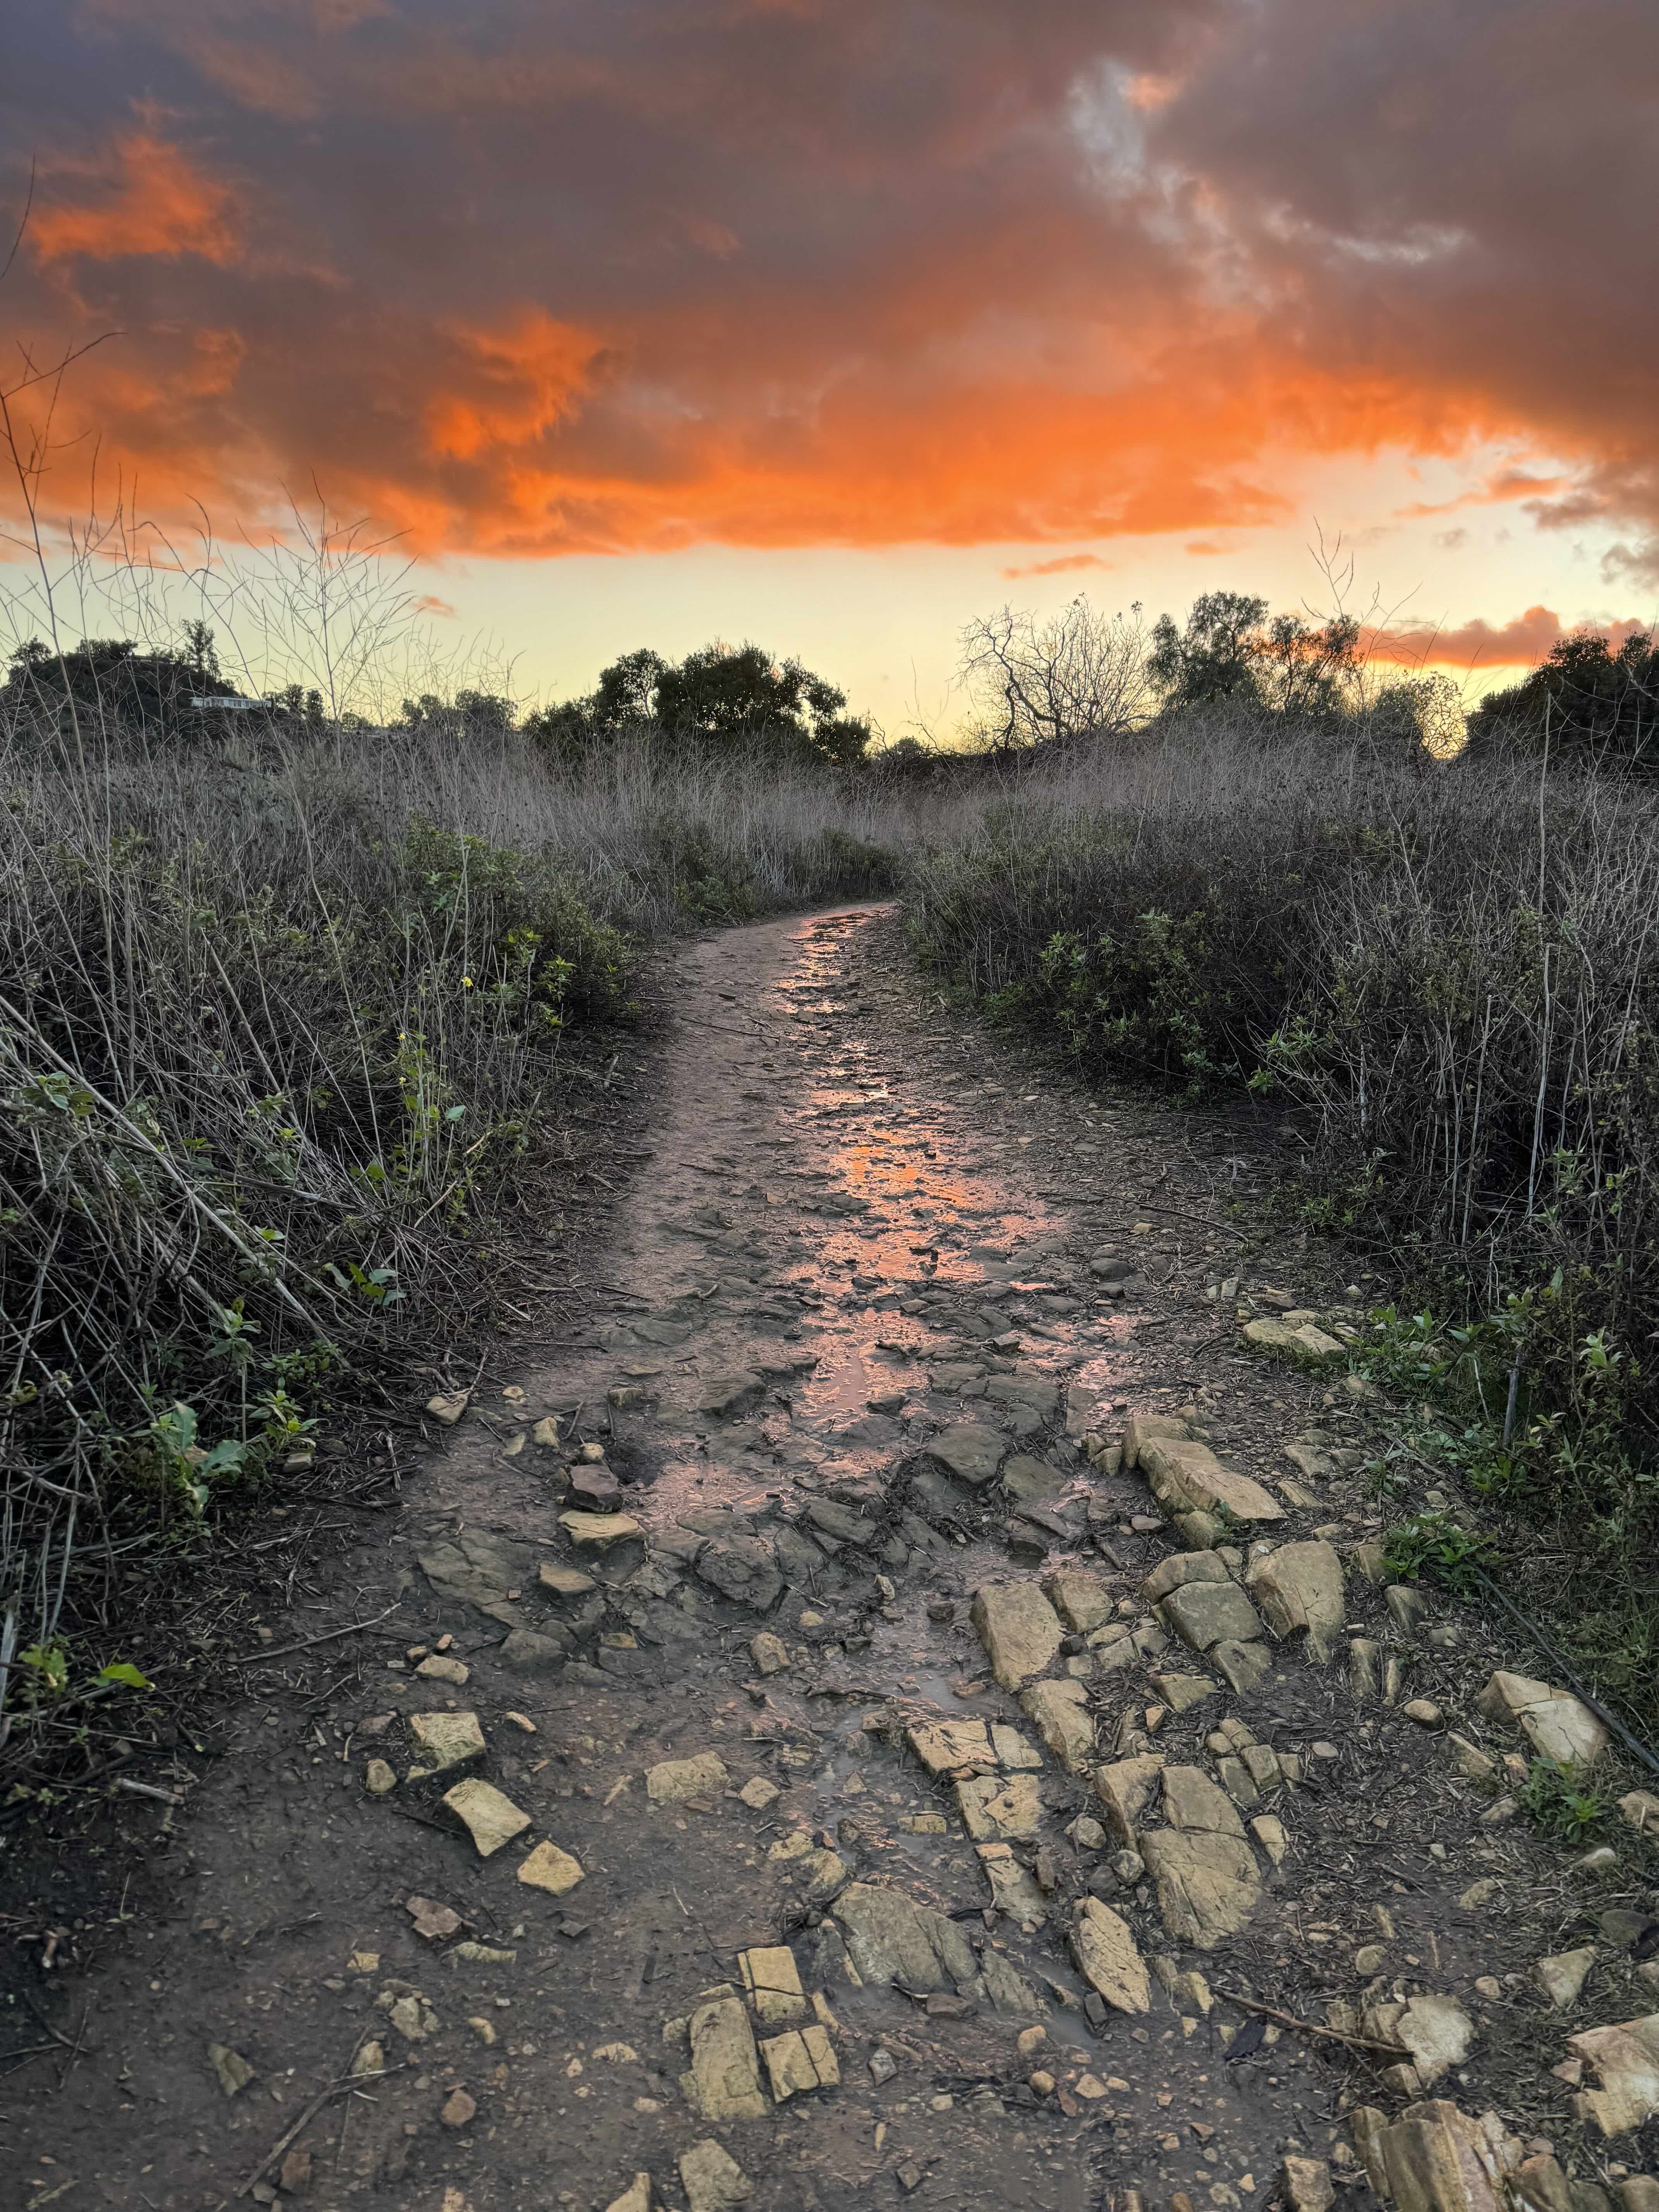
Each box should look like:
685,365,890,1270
5,905,1659,2212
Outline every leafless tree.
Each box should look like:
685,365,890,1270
958,595,1151,752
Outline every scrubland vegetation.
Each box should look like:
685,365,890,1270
3,554,1657,1744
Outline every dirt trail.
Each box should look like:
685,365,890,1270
7,905,1657,2212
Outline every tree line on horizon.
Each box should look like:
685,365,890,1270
3,591,1655,774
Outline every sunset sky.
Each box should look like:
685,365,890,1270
3,0,1657,732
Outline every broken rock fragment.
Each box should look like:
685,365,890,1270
1535,1947,1596,2011
955,1772,1041,1841
738,1946,805,2021
679,2139,754,2212
927,1424,1008,1488
408,1710,486,1776
760,2023,840,2099
442,1779,531,1857
684,1996,767,2121
1160,1579,1264,1654
604,2178,654,2212
208,2041,255,2097
1019,1679,1095,1775
516,1841,585,1896
1368,2097,1525,2212
1070,1899,1151,2015
647,1752,729,1804
906,1716,994,1776
1476,1671,1608,1771
1570,2011,1659,2135
970,1581,1064,1690
1135,1431,1285,1524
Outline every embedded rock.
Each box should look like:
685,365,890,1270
679,2139,754,2212
684,1995,766,2121
1139,1828,1263,1948
955,1772,1042,1842
648,1753,729,1804
1042,1571,1113,1633
1161,1579,1265,1654
1142,1552,1231,1605
1370,2098,1525,2212
759,2023,840,2100
1020,1679,1096,1776
928,1425,1008,1488
971,1582,1065,1690
1070,1899,1151,2015
1476,1672,1608,1770
517,1841,585,1896
738,1946,805,2022
696,1536,783,1613
1094,1753,1166,1848
1162,1763,1247,1839
1136,1434,1285,1524
1246,1539,1345,1662
407,1711,486,1776
907,1717,994,1776
1570,2012,1659,2136
831,1882,977,1990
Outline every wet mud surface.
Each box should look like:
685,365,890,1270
5,905,1657,2211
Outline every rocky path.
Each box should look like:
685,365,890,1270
9,905,1659,2212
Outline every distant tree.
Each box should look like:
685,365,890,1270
181,619,221,688
958,598,1150,752
0,634,244,737
1466,630,1659,770
395,689,515,739
525,641,872,768
1148,591,1269,709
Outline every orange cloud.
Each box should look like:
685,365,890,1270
30,134,240,265
2,0,1657,582
1369,607,1652,670
1002,553,1112,579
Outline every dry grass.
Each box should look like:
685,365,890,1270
0,710,918,1726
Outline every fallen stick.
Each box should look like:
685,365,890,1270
1216,1987,1410,2059
235,2059,403,2197
231,1603,401,1666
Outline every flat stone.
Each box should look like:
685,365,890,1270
1245,1540,1345,1661
440,2086,477,2128
208,2042,255,2097
979,1853,1047,1928
1476,1671,1608,1770
1042,1571,1113,1632
927,1424,1008,1487
700,1370,765,1418
679,2137,755,2212
1137,1434,1285,1524
804,1497,875,1545
407,1711,486,1776
907,1717,994,1776
696,1536,783,1613
971,1583,1064,1690
1121,1412,1191,1467
1094,1753,1166,1847
426,1390,469,1425
417,1532,538,1628
1140,1828,1262,1948
1163,1763,1247,1838
739,1945,806,2021
1571,2013,1659,2135
1371,2098,1525,2212
1161,1579,1264,1653
1142,1552,1232,1604
558,1510,644,1550
759,2023,840,2099
985,1373,1060,1418
538,1562,596,1598
498,1627,572,1672
1243,1317,1346,1362
990,1723,1044,1770
955,1773,1042,1841
1618,1790,1659,1837
1213,1638,1272,1694
1153,1673,1218,1714
406,1895,462,1940
605,2177,653,2212
380,1989,439,2040
684,1994,766,2120
517,1841,585,1896
648,1753,730,1804
738,1775,780,1810
1535,1948,1596,2010
1019,1679,1096,1776
1071,1898,1151,2014
414,1654,469,1685
441,1779,531,1858
831,1882,977,1990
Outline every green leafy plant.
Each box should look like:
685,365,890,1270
1517,1757,1607,1843
1382,1510,1493,1596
